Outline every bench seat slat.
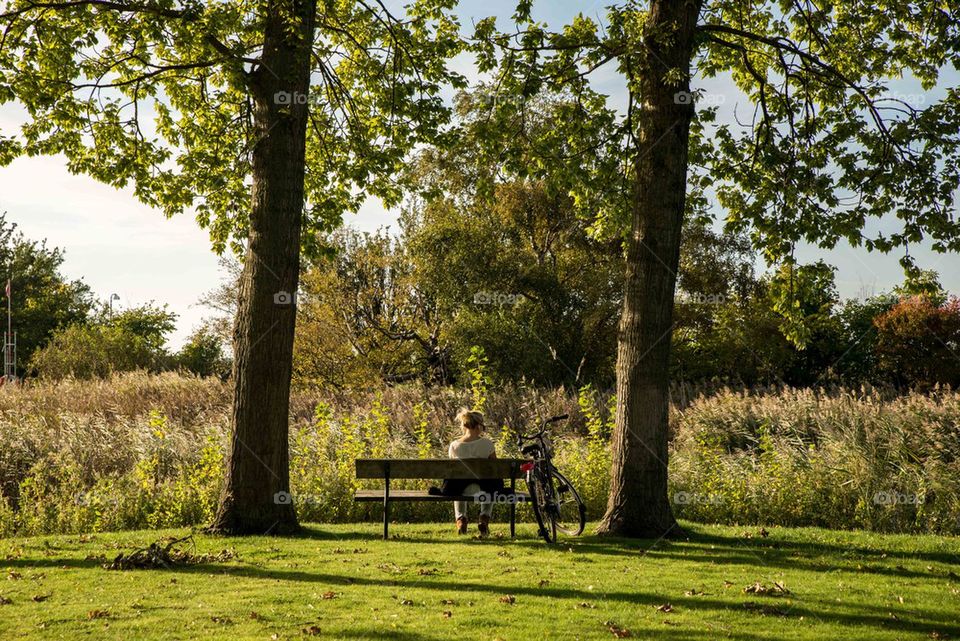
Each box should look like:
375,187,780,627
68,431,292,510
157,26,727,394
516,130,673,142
354,489,530,502
355,458,524,479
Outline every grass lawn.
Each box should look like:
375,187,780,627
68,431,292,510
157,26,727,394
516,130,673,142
1,520,959,640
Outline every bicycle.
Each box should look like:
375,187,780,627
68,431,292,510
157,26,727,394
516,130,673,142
516,414,587,543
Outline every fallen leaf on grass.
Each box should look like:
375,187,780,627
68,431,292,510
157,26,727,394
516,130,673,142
655,603,674,613
440,599,457,606
499,595,516,605
87,609,110,620
685,589,705,596
928,632,948,640
322,591,337,600
538,579,549,588
604,621,632,638
7,571,22,581
32,594,51,602
442,610,452,618
249,611,264,621
577,602,597,609
303,625,321,636
399,599,414,606
417,568,438,576
723,580,734,589
0,595,12,605
743,582,790,596
211,616,233,625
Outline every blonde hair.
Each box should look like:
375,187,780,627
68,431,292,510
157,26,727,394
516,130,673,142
456,408,485,431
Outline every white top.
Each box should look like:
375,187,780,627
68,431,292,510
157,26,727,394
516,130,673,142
448,436,496,459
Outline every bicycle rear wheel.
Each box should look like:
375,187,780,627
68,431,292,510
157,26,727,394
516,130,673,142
527,469,556,543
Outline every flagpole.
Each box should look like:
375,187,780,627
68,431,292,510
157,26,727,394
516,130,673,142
5,278,10,381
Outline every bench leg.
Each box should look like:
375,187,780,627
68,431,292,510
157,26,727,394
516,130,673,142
509,477,516,538
383,474,390,540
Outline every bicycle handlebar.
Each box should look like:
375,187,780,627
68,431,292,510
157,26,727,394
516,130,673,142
516,414,569,444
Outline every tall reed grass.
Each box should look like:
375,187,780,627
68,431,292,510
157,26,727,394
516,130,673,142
1,373,957,536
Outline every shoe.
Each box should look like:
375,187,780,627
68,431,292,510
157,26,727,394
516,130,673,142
456,517,468,535
478,515,490,537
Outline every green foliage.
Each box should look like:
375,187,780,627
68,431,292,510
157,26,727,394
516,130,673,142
894,269,947,306
412,401,432,459
295,228,447,388
470,0,960,296
557,385,613,516
30,323,163,379
0,0,465,257
0,213,93,370
767,261,839,349
104,304,177,354
29,303,177,379
466,345,491,412
177,325,229,378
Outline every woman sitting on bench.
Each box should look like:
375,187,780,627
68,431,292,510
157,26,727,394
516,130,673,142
448,409,497,536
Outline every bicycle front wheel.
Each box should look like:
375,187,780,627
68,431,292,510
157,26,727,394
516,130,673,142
549,469,586,536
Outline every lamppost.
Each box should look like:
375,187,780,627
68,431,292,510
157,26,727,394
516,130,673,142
109,293,120,316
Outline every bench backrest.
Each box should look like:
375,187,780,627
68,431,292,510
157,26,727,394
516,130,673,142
355,458,524,480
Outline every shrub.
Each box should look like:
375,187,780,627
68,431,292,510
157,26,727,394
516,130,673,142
874,296,960,388
177,326,230,378
30,324,161,379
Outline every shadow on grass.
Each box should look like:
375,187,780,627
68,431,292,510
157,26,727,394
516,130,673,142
7,523,960,641
307,522,960,576
157,560,960,639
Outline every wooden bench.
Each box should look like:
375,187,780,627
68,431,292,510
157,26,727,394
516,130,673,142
354,458,530,539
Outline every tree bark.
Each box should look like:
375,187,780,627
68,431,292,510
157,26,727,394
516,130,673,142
597,0,702,538
209,0,316,535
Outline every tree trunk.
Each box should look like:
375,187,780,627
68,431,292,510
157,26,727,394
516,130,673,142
209,0,316,535
597,0,702,538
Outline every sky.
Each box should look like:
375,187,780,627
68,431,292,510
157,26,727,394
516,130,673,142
0,1,957,348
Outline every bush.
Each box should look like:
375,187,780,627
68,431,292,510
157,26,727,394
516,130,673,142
29,324,163,379
874,296,960,388
177,326,230,378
